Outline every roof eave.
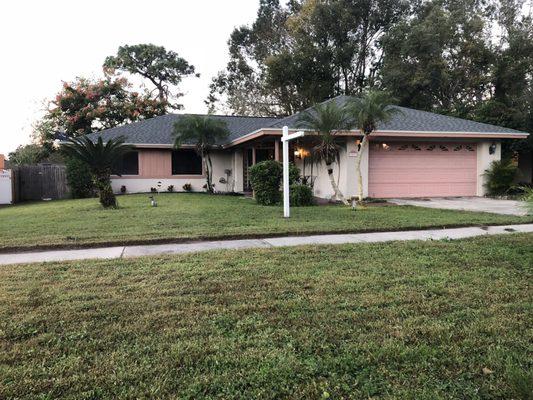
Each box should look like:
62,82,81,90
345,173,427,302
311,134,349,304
222,128,528,147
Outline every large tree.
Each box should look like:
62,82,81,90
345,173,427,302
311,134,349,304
379,0,494,115
35,77,169,144
208,0,412,116
104,44,198,108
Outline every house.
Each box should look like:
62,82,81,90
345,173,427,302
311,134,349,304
90,95,529,199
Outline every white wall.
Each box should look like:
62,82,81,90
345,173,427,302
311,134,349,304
476,141,501,196
111,151,235,194
0,169,12,204
296,138,369,201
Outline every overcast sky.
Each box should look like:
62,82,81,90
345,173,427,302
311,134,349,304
0,0,260,155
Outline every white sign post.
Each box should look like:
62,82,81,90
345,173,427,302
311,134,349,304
281,126,305,218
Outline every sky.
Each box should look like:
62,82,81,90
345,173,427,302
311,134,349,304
0,0,260,156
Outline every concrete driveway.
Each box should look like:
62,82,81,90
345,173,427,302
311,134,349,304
389,197,528,216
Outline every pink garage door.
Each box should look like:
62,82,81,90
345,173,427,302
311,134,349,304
368,142,477,198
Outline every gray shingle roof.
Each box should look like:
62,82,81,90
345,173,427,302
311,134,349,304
268,95,527,135
87,114,280,146
88,96,527,146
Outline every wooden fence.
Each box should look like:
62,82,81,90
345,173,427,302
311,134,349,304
11,164,69,203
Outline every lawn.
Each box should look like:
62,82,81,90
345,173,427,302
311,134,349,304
0,233,531,399
0,193,531,251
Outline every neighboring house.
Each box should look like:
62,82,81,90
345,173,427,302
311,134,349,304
90,95,529,199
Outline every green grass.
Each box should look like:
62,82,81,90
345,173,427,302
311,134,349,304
1,233,532,399
0,193,531,251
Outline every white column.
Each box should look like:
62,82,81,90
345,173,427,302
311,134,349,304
476,141,501,196
283,126,290,218
233,149,244,192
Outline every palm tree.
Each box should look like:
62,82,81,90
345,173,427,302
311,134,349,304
173,115,230,193
297,101,353,205
347,90,399,202
61,136,133,208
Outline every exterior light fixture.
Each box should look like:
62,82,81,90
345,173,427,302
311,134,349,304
489,143,497,155
382,143,390,150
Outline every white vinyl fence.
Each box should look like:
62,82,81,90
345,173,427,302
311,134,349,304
0,169,12,204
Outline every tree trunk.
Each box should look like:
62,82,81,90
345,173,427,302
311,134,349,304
207,154,214,193
204,152,214,193
326,163,349,205
93,171,116,208
355,134,369,202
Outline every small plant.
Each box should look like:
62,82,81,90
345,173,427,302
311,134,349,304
520,185,533,215
224,169,233,192
484,159,518,196
183,183,192,192
290,184,314,206
167,185,174,193
120,185,127,194
202,183,215,192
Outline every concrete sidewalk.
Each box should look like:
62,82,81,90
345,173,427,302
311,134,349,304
1,224,532,266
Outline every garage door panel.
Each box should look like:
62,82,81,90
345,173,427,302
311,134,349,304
368,142,477,198
370,183,476,198
370,169,476,183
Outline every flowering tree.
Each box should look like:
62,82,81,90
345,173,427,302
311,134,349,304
34,77,170,145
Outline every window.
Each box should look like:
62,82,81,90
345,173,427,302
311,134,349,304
113,151,139,175
172,149,203,175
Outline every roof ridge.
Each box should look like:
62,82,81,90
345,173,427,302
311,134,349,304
170,113,281,119
390,106,525,133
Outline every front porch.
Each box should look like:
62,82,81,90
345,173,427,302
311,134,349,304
235,135,326,192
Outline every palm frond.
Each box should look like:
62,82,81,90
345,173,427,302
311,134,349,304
61,136,133,172
347,90,401,135
173,115,230,154
296,101,353,165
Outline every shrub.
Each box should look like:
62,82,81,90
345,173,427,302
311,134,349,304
183,183,192,192
484,159,518,196
249,161,302,205
249,161,283,205
167,185,174,193
289,163,300,185
290,184,314,206
65,157,94,199
520,185,533,215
